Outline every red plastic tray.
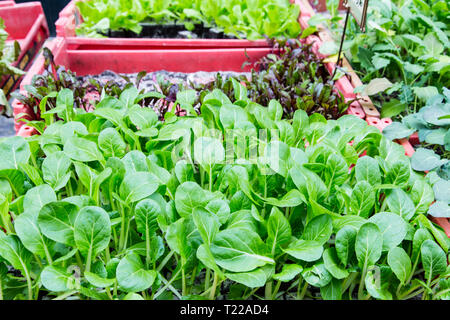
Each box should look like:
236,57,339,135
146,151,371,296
55,0,278,48
0,1,15,8
13,36,366,133
308,0,346,12
0,1,49,100
13,37,272,134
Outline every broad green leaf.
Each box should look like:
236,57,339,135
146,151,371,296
302,263,332,288
421,239,447,281
174,160,194,184
387,247,411,284
123,293,145,300
412,228,433,262
335,226,357,266
411,148,444,171
349,181,375,218
0,233,32,275
411,179,435,215
219,103,249,129
42,151,72,191
121,150,148,172
119,172,159,204
385,189,416,221
320,278,342,300
41,265,77,292
38,201,79,246
0,136,30,170
283,239,323,262
74,206,111,258
98,128,126,158
210,228,274,272
365,267,392,300
385,161,410,186
355,223,383,268
265,189,305,208
15,210,52,258
225,268,267,288
175,182,210,217
193,137,225,169
23,184,56,212
272,264,303,282
266,207,292,255
193,207,220,247
205,199,230,225
231,78,248,101
355,156,381,186
119,87,139,109
383,122,415,140
116,253,156,292
302,214,333,245
128,105,158,130
268,100,283,121
64,137,104,162
368,212,407,251
84,271,115,288
323,247,349,279
135,199,160,239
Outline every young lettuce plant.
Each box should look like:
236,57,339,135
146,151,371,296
0,85,447,300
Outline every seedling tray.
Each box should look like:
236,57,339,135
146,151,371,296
0,1,49,100
55,0,276,48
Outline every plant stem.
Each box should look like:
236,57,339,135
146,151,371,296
181,265,186,296
358,265,368,300
85,248,92,273
23,267,33,300
209,272,219,300
157,250,174,272
105,287,113,300
272,281,282,299
298,281,308,300
265,281,273,300
205,269,211,291
44,244,53,265
75,251,84,272
153,269,182,300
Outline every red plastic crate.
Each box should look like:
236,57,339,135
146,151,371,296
0,1,15,8
0,1,49,99
14,35,366,133
55,0,285,48
308,0,346,12
13,37,273,134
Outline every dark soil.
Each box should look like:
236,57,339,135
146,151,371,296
101,23,239,39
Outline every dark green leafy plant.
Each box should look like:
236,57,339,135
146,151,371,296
0,84,447,300
383,87,450,161
319,0,449,114
76,0,301,40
